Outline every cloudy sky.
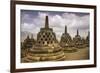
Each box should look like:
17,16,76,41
21,10,90,41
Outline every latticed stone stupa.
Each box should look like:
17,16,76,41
21,35,35,58
73,29,82,47
21,35,35,49
23,16,65,62
60,26,72,47
36,16,58,46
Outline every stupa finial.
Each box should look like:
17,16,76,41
77,29,79,35
45,16,49,28
65,25,67,34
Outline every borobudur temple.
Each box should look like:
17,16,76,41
21,16,89,62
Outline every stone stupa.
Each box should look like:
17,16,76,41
73,29,82,48
60,26,77,52
23,16,65,62
60,25,72,47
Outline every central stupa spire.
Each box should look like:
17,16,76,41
45,16,49,28
77,29,79,36
65,25,67,34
